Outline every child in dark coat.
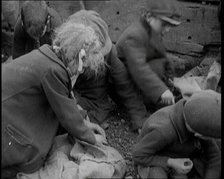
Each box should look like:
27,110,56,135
116,0,181,112
2,20,105,179
132,90,221,179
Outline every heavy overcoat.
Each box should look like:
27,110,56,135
2,45,96,176
73,45,148,128
132,99,221,179
116,17,174,107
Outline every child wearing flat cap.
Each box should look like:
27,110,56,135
132,90,221,179
116,0,181,114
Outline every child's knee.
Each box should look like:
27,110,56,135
148,167,168,179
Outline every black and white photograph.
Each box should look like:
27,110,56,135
1,0,221,178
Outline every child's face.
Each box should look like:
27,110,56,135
150,17,163,34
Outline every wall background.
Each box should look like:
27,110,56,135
2,0,221,73
47,0,221,56
47,0,221,74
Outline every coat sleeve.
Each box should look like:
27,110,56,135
108,46,148,129
132,129,170,170
41,68,96,145
200,139,221,179
12,17,26,59
122,36,168,104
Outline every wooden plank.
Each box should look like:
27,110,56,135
163,26,221,46
164,40,204,56
158,2,221,46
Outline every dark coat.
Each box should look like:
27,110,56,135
74,45,148,128
132,99,221,179
2,44,96,175
116,17,174,107
12,7,62,59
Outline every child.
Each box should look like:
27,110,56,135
116,0,181,113
132,90,221,179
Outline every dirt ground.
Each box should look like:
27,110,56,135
104,107,139,178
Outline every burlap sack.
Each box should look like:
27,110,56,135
17,134,126,179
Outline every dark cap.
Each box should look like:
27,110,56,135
147,0,181,26
183,90,221,138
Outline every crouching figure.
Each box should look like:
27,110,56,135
2,19,106,178
132,90,221,179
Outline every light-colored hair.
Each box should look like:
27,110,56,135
52,22,105,76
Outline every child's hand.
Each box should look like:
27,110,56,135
167,158,193,174
94,134,108,146
160,89,175,105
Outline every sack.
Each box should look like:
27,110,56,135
17,134,126,179
173,60,221,99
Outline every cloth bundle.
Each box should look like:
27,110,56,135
173,60,221,99
17,134,126,179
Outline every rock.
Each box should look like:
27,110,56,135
121,119,125,123
114,121,118,126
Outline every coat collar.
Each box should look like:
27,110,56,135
139,16,167,57
169,99,192,144
38,44,67,71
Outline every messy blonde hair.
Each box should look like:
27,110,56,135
52,21,105,76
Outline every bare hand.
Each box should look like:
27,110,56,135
84,120,106,138
167,158,193,174
94,134,108,146
160,89,175,105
